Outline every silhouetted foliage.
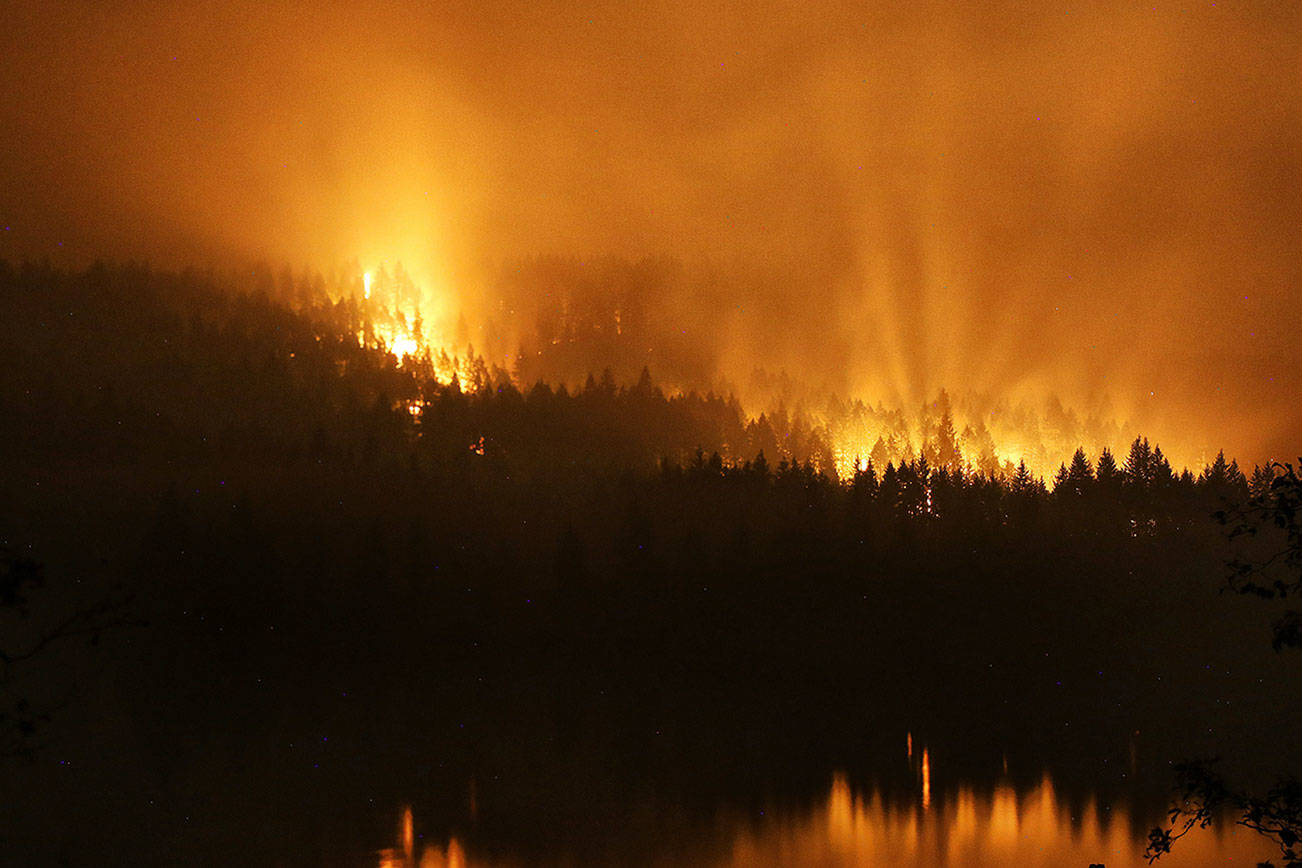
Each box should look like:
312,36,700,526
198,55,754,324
1147,761,1301,868
0,547,138,758
1147,462,1301,867
1218,462,1302,651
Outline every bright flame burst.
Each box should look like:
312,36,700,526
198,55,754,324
348,263,479,386
389,335,419,358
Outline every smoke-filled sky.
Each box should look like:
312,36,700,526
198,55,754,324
2,0,1299,463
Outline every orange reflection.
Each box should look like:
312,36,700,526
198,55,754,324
921,748,931,811
383,770,1273,867
378,806,467,868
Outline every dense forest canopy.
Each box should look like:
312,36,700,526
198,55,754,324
63,255,1263,483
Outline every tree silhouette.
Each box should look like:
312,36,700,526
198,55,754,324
1148,462,1302,867
1220,461,1302,651
1096,447,1121,489
0,548,138,758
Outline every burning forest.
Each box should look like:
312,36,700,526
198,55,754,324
1,1,1299,866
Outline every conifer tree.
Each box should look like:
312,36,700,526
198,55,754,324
1124,437,1154,487
1201,450,1230,488
1011,459,1035,495
1151,445,1175,488
934,410,963,473
1096,447,1120,487
1068,447,1093,483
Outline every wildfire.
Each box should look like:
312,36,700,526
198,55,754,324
334,264,1192,483
389,335,419,358
345,264,481,386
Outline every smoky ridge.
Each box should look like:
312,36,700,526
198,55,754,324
21,253,1239,482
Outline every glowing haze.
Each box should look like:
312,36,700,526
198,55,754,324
2,0,1299,467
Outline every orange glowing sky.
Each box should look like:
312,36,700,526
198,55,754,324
2,0,1299,464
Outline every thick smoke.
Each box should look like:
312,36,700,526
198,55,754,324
2,0,1299,463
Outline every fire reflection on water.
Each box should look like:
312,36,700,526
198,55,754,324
380,771,1270,867
726,771,1269,868
378,806,467,868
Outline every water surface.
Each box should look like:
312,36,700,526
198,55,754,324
377,771,1272,867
